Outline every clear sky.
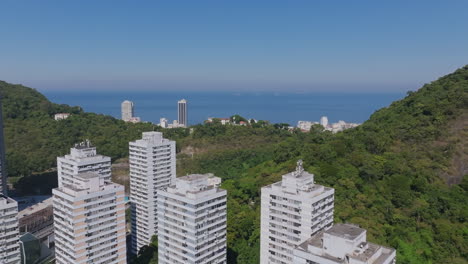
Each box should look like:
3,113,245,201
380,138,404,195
1,0,467,92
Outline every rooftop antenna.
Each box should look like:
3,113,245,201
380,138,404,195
295,160,304,175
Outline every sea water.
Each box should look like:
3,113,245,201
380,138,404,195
42,91,404,125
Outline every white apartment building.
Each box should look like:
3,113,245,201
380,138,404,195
260,160,335,264
0,194,20,264
320,116,329,128
57,140,111,187
53,172,126,264
129,132,176,254
178,99,188,127
159,118,169,128
54,113,71,120
293,223,396,264
327,121,360,133
297,121,319,131
121,100,134,122
158,174,227,264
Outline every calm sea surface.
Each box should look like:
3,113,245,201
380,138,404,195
42,91,404,125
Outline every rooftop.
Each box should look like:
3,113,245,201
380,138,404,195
73,139,94,149
168,174,224,198
0,194,17,206
18,197,53,218
76,172,100,180
178,174,211,182
296,224,396,264
326,223,365,240
263,160,332,196
132,131,172,145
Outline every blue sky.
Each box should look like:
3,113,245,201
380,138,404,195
1,0,467,92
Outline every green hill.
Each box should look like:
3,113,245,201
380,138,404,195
1,66,467,264
177,66,468,263
0,81,189,193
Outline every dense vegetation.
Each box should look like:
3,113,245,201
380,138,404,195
1,65,467,263
0,80,189,193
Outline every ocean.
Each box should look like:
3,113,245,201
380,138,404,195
42,91,404,126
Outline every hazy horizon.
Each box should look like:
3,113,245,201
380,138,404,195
0,78,439,94
1,1,467,92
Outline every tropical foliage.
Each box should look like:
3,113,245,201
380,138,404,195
1,65,467,263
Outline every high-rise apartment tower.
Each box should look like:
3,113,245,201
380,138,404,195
0,194,20,264
177,99,188,127
158,174,227,264
320,116,329,128
260,160,334,264
57,140,111,187
129,132,176,254
53,172,127,264
121,100,134,122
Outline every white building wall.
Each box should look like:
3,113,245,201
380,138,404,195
53,173,127,264
320,116,329,128
129,132,176,254
121,100,134,121
260,161,334,264
0,195,20,264
57,140,111,188
157,174,227,264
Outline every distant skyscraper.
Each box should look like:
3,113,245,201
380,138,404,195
121,100,134,122
158,174,227,264
0,194,20,264
293,223,396,264
53,172,127,264
177,99,188,127
57,140,111,188
0,97,7,195
129,132,176,254
260,160,335,264
320,116,329,128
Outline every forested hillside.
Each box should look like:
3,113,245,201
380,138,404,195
0,81,186,177
0,81,191,195
178,66,468,264
1,65,467,264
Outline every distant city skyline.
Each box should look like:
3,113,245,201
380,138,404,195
1,1,467,92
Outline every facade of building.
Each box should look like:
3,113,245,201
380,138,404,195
297,119,360,133
320,116,329,128
260,160,335,264
54,113,70,120
0,194,20,264
177,99,188,127
159,118,168,128
57,140,111,187
297,121,319,131
327,121,360,133
19,232,53,264
293,224,396,264
121,100,134,122
128,117,141,123
53,172,126,264
18,197,54,242
0,98,7,195
129,132,176,254
158,174,227,264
